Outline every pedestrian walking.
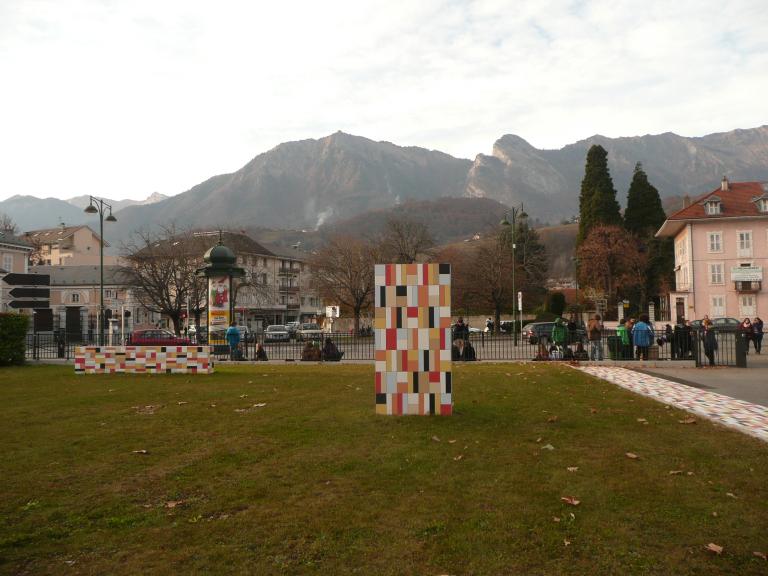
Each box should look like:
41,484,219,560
752,317,763,354
225,321,241,360
632,314,654,360
739,318,754,355
701,318,718,367
616,318,631,359
587,314,603,361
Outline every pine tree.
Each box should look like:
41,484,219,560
624,162,666,236
622,162,673,308
577,145,622,244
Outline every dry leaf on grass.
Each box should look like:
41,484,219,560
535,437,542,443
164,500,184,508
177,401,188,406
753,551,767,560
253,403,267,408
453,454,464,461
625,452,640,459
563,539,571,547
239,394,248,398
448,440,457,444
705,543,723,555
567,467,579,472
542,444,555,451
679,418,697,424
636,418,647,423
561,496,580,506
669,470,683,475
132,449,149,455
431,436,441,443
553,517,561,522
726,492,738,499
590,408,598,414
547,415,559,423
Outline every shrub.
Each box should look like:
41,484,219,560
0,313,29,366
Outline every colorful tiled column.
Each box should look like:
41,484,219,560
374,263,452,415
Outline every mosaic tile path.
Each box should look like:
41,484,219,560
579,366,768,443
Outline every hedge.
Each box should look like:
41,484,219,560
0,313,29,366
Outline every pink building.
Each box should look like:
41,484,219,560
657,178,768,322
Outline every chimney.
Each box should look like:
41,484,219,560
721,176,729,192
683,195,691,208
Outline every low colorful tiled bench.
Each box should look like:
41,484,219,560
74,345,213,374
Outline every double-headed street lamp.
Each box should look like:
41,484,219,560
84,196,117,345
500,205,524,344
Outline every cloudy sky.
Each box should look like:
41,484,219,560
1,0,766,202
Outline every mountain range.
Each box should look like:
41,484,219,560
2,126,767,245
0,192,167,232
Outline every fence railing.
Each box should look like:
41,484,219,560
24,328,747,367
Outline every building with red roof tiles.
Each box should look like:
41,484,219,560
656,177,768,322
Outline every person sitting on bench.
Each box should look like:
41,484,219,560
322,337,344,361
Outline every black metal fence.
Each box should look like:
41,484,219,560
24,328,747,367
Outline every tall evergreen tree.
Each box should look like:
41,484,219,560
622,162,673,308
624,162,666,236
577,145,622,243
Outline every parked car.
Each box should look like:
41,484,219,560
285,321,300,338
207,325,250,344
522,322,586,345
689,317,740,330
264,324,290,342
450,323,483,339
297,323,323,341
129,329,190,346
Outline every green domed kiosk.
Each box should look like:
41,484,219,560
197,233,245,332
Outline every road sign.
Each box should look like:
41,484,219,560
9,300,50,309
2,273,50,310
2,273,50,286
8,287,50,299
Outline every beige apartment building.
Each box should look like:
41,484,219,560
26,265,148,336
23,224,118,267
195,231,322,329
1,232,33,313
657,178,768,321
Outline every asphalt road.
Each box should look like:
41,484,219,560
637,353,768,408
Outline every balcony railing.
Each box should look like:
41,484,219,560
734,280,761,292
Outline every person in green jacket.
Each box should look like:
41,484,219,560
551,317,567,349
616,318,631,359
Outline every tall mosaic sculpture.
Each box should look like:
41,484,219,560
374,263,452,415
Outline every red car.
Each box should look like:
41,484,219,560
128,329,191,346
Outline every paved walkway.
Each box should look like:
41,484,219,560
579,366,768,443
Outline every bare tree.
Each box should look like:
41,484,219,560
122,226,209,334
311,235,378,333
379,217,434,263
577,225,646,304
0,212,19,235
437,228,517,333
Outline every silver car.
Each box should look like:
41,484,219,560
264,324,290,342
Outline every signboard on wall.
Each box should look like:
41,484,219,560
731,266,763,282
208,275,231,328
325,305,340,318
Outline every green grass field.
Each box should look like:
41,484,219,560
1,363,767,575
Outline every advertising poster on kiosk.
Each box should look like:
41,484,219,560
208,275,231,329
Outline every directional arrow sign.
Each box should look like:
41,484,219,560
8,300,50,309
2,273,50,286
9,287,50,299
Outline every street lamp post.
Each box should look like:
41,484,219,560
84,196,117,345
500,206,523,344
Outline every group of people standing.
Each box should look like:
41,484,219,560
738,317,764,354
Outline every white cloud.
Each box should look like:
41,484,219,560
0,0,766,200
